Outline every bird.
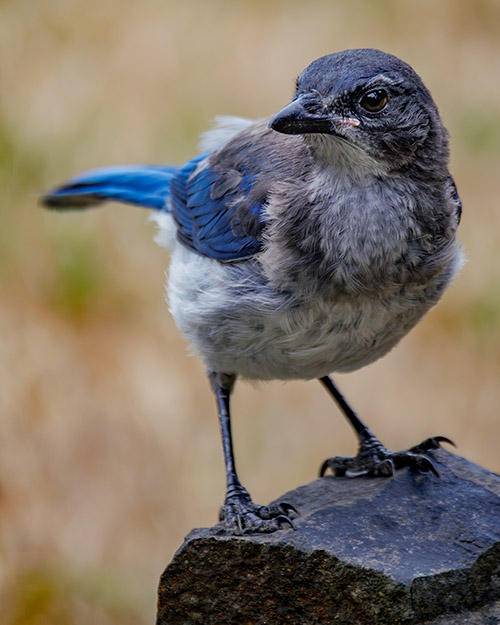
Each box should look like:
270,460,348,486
42,48,464,534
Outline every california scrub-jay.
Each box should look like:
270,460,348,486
42,49,463,534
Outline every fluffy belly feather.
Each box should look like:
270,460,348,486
166,245,450,381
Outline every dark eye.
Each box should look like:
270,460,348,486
360,89,388,113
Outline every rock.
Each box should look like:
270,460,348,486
424,602,500,625
156,450,500,624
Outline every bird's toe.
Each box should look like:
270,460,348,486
320,434,453,479
218,499,297,535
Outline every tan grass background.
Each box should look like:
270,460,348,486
1,0,500,622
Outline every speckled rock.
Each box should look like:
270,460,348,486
156,450,500,624
422,601,500,625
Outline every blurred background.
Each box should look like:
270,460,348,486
1,0,499,622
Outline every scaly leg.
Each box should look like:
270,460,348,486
210,372,296,534
318,375,454,478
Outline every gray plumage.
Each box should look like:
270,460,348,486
43,49,464,534
161,50,462,382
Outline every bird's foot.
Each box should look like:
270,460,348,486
217,485,297,535
320,433,454,478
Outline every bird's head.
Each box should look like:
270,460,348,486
269,49,448,173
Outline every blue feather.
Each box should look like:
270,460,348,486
42,153,267,262
42,165,177,210
170,155,265,261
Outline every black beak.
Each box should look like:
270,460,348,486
269,95,359,136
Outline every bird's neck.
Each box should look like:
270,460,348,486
261,150,455,300
303,134,390,180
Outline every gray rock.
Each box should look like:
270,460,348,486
424,602,500,625
156,450,500,624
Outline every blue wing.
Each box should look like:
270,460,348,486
170,154,266,261
42,165,178,210
41,154,268,262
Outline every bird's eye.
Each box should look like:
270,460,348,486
360,89,388,113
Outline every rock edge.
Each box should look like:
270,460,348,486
157,450,500,624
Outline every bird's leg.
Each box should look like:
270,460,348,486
318,375,453,478
210,372,296,534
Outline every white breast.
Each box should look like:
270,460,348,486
164,243,448,381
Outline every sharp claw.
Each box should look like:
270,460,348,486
410,435,456,454
429,462,440,478
279,501,298,516
415,456,440,478
268,501,299,518
434,436,456,448
319,459,330,477
276,515,296,530
429,464,440,478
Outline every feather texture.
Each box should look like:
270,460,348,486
42,165,177,210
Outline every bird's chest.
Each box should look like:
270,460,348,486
168,246,435,380
261,174,428,297
230,291,432,379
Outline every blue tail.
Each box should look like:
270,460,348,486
41,165,178,211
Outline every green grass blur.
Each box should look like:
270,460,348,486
1,0,500,622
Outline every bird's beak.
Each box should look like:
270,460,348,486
269,95,359,136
